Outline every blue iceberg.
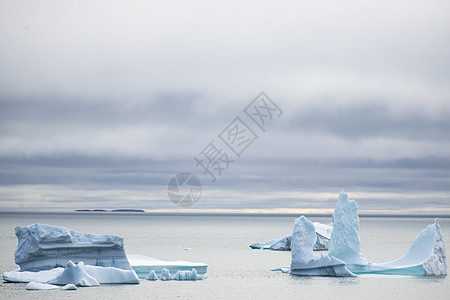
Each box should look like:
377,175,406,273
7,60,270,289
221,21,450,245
278,192,447,277
348,218,447,276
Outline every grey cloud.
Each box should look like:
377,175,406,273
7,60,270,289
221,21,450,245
1,1,450,212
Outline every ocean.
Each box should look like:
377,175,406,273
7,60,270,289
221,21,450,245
0,213,449,299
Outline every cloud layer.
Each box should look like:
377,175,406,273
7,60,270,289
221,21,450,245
1,0,449,213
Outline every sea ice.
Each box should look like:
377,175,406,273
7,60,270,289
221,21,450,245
25,281,59,290
250,222,332,251
160,268,171,281
4,261,139,285
171,268,202,281
14,223,132,271
61,284,78,290
290,216,355,277
128,254,207,279
145,270,158,280
83,264,139,284
3,268,64,283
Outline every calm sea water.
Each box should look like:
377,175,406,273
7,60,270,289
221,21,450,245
0,213,449,299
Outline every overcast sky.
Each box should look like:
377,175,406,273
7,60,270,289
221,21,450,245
1,0,450,214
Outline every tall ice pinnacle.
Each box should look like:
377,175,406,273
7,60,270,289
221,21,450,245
328,192,368,265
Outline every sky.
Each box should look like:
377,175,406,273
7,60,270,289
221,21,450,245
1,0,450,214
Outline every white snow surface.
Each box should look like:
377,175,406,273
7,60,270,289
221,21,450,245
14,223,131,271
290,216,354,277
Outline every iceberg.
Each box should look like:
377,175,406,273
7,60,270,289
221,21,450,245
348,218,447,276
277,192,447,277
328,192,368,265
160,268,171,281
143,268,203,281
145,270,158,280
83,264,140,284
171,268,202,281
127,254,207,279
289,216,354,277
14,223,132,271
3,261,140,285
49,261,99,286
250,222,332,251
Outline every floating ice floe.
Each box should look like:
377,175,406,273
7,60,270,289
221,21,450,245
25,282,60,290
61,284,77,290
14,223,131,271
127,254,207,279
250,222,332,251
276,192,447,277
4,261,140,285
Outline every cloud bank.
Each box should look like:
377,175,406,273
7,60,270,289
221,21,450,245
1,0,449,213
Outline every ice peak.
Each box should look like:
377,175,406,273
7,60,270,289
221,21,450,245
329,192,368,265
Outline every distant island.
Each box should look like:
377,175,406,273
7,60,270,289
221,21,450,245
75,209,145,213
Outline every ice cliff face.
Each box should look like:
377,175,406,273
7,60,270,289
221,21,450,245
422,218,447,276
328,192,368,265
14,223,132,271
291,216,318,265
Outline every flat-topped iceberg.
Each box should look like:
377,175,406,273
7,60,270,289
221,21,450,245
14,223,132,271
250,222,332,251
127,254,207,279
290,216,354,277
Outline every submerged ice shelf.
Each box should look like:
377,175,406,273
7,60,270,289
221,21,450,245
250,222,332,251
127,254,208,279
